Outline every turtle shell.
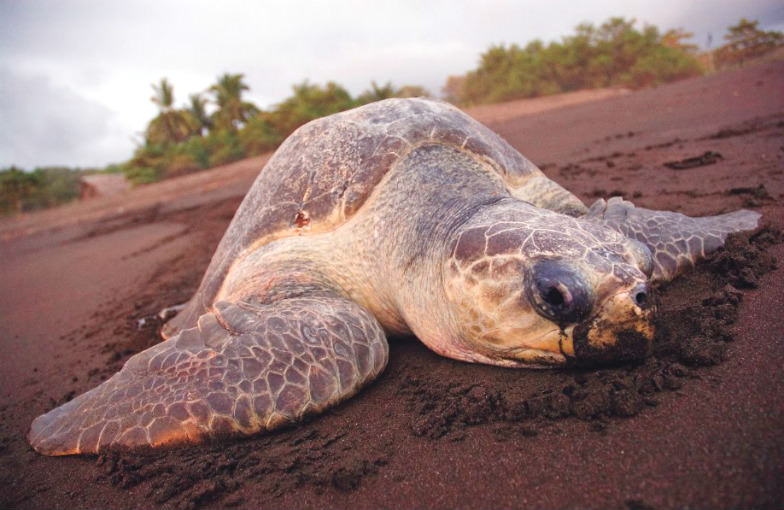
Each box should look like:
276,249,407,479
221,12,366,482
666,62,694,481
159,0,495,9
164,98,545,337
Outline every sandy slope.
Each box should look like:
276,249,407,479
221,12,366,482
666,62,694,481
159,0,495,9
1,59,782,509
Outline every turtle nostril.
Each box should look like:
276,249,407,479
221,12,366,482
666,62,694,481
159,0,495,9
631,284,651,309
634,291,647,307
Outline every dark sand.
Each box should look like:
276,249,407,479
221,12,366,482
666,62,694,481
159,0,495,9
1,59,783,509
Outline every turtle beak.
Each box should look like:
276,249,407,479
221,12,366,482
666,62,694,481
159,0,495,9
571,283,654,364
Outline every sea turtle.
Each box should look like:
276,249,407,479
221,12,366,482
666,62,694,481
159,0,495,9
29,98,760,455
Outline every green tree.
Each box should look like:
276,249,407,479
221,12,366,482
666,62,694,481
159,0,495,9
0,166,42,214
715,18,783,67
397,84,429,97
661,28,698,54
206,129,246,167
27,167,83,209
550,23,598,90
240,113,284,156
357,81,398,104
113,73,427,186
270,81,356,136
124,142,166,185
186,93,212,136
147,78,192,144
445,17,702,105
357,81,431,104
468,44,519,103
209,73,259,132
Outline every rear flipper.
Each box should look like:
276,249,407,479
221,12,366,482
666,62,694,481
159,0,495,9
586,197,761,281
29,295,388,455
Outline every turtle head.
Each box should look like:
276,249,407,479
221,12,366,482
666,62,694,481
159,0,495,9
439,209,654,367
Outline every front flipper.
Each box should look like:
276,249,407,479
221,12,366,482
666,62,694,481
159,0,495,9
586,197,761,281
29,296,388,455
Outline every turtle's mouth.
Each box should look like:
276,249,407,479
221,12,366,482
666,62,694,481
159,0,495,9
478,325,570,367
570,288,654,364
503,344,568,367
571,322,652,364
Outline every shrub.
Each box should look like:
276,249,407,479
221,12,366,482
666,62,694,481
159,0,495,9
0,166,42,215
240,114,284,156
270,81,356,136
206,130,246,168
178,136,211,169
124,165,161,185
445,17,704,105
714,18,783,68
164,154,202,178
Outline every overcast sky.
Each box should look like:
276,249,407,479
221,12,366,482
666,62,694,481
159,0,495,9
1,0,782,169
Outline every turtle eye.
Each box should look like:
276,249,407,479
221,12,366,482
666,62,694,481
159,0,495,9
527,259,594,325
543,282,571,308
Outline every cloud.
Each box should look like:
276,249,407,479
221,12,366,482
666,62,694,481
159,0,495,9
0,68,133,168
1,0,783,168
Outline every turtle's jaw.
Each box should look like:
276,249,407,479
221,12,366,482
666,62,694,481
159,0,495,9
572,286,654,364
501,330,572,367
466,326,574,368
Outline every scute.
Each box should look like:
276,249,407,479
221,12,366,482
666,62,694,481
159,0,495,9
165,98,545,338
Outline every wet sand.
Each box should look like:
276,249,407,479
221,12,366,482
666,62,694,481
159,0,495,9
1,58,783,509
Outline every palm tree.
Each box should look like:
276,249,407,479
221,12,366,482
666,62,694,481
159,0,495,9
209,73,260,132
186,93,212,136
150,78,175,111
147,78,192,144
357,81,398,104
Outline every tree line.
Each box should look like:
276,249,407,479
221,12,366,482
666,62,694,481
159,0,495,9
122,76,427,185
1,16,781,216
442,17,782,105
